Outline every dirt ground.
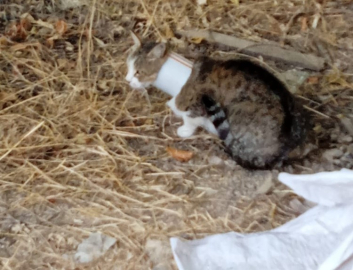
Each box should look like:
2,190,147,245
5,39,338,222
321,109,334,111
0,0,353,269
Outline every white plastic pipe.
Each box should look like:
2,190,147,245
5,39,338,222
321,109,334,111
152,52,193,97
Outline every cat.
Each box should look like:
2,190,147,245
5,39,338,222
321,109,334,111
125,32,309,169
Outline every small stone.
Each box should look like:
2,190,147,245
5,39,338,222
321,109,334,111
323,149,344,161
304,159,311,167
340,117,353,136
338,135,353,143
59,0,85,10
255,173,273,195
74,233,117,263
225,159,237,167
330,133,338,141
333,159,341,165
208,156,224,166
11,223,23,234
280,69,310,94
233,190,241,197
347,144,353,155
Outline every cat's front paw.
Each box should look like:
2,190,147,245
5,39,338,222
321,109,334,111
177,125,195,138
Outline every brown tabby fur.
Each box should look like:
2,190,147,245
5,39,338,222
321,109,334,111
176,57,309,169
125,35,309,170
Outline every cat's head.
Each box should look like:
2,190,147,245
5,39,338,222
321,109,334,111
125,32,169,89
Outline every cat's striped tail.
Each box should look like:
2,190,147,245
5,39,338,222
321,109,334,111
201,95,233,144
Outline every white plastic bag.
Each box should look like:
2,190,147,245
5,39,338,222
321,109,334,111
170,169,353,270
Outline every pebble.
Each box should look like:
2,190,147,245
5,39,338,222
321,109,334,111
340,117,353,136
348,144,353,155
323,149,344,161
208,156,224,166
255,173,273,195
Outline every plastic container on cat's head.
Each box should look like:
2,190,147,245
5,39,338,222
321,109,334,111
152,52,193,97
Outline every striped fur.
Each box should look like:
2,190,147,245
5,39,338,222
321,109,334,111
201,95,230,141
202,92,292,169
125,35,309,170
194,58,309,170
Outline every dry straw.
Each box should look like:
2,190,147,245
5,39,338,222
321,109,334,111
0,0,352,269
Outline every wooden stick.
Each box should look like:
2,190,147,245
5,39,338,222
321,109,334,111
177,29,326,71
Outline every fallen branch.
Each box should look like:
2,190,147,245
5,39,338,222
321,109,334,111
177,29,326,71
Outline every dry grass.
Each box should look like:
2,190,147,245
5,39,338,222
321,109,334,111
0,0,353,269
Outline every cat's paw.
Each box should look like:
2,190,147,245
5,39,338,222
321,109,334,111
177,125,195,138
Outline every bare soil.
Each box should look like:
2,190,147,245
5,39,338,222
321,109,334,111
0,0,352,269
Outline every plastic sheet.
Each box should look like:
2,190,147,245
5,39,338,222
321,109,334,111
170,169,353,270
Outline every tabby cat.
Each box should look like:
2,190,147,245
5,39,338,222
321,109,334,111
125,32,308,169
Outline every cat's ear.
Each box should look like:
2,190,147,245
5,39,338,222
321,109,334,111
130,31,141,47
147,43,167,59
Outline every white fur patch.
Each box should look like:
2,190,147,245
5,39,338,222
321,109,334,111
166,96,188,118
125,56,154,90
130,77,145,89
209,110,225,121
177,123,196,138
224,132,233,145
208,105,218,112
167,96,218,137
179,115,218,137
177,115,202,138
217,120,229,131
203,119,218,135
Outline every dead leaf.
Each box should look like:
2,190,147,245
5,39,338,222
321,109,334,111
48,198,56,204
190,37,204,44
0,35,13,45
164,24,174,39
74,134,88,144
46,34,60,48
300,17,308,32
46,38,54,48
56,20,68,35
166,147,193,162
94,37,106,47
324,68,350,87
20,13,35,24
5,14,34,42
6,22,27,41
307,76,319,84
34,19,54,30
57,58,68,67
83,28,96,39
231,0,239,6
0,92,17,102
313,124,322,133
20,17,32,31
10,42,41,51
120,120,135,127
144,118,153,125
